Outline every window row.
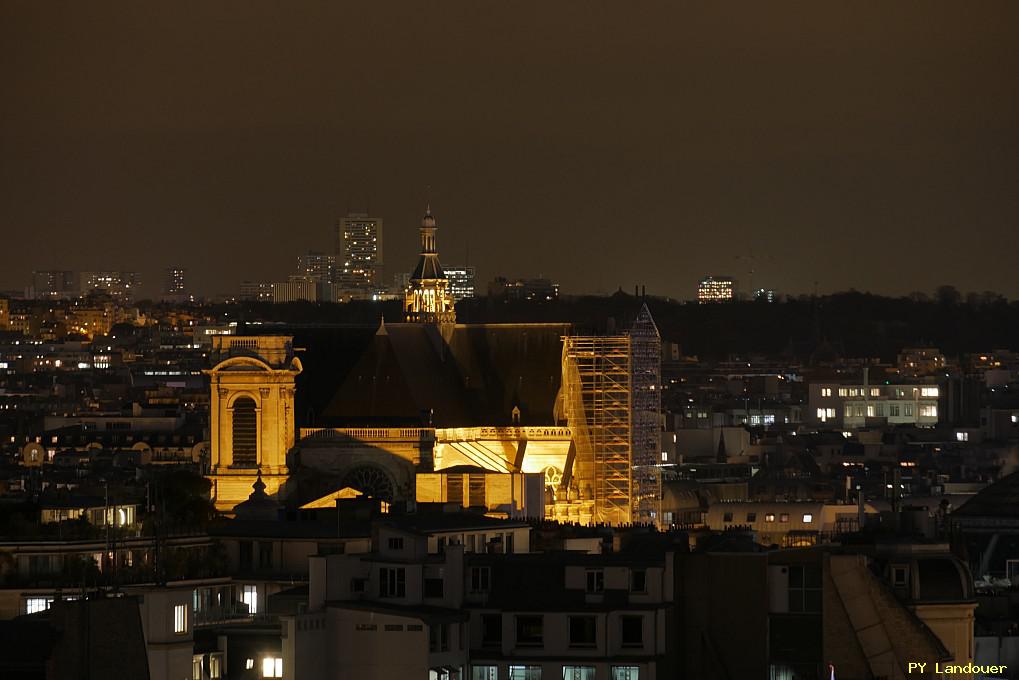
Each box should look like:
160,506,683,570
724,511,812,524
481,614,644,649
471,665,640,680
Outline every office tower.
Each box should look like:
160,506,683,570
336,212,383,293
697,276,735,303
296,251,336,283
444,265,476,302
79,271,141,303
31,270,77,299
239,281,273,302
488,277,559,301
164,267,188,299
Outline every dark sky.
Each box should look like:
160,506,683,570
2,2,1017,299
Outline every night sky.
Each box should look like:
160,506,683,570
2,2,1017,299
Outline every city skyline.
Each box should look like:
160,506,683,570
2,3,1017,299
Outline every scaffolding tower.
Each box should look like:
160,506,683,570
561,334,633,526
560,304,663,527
629,305,662,525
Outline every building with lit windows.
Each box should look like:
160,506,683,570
30,270,77,299
79,270,142,302
753,287,776,303
696,276,735,304
896,347,947,378
297,251,336,283
487,277,559,302
444,265,477,302
239,280,273,301
808,381,941,428
163,267,189,301
337,212,383,294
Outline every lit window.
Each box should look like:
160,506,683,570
262,657,283,678
921,387,939,397
764,514,775,523
242,585,258,614
563,666,596,680
820,388,832,397
245,659,255,670
956,432,969,442
174,604,188,634
802,514,813,523
779,513,790,523
25,597,53,614
508,666,542,680
612,667,640,680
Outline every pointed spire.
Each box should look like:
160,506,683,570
252,468,266,495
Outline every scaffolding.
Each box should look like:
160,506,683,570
560,304,662,527
629,305,662,525
561,334,633,526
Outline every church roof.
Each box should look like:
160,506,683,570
953,470,1019,518
319,322,571,427
410,253,445,281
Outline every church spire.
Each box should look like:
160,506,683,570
405,205,455,324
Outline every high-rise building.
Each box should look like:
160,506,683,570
239,281,273,302
296,251,336,283
444,265,476,302
488,277,559,301
336,212,383,293
31,270,77,299
404,207,455,324
163,267,188,299
272,279,320,303
79,271,141,303
697,276,735,304
753,287,776,303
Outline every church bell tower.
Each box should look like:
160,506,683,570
204,335,302,512
404,207,456,324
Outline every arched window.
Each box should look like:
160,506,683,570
232,397,257,467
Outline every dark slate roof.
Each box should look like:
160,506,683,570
952,471,1019,518
383,511,531,535
208,518,371,539
320,322,571,427
410,253,445,281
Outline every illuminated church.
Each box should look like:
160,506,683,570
206,208,662,527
